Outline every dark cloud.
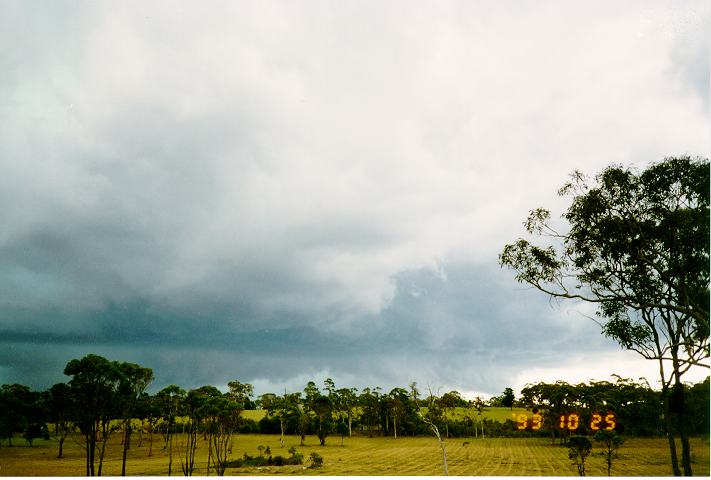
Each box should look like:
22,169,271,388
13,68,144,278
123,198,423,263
1,1,708,398
0,261,620,397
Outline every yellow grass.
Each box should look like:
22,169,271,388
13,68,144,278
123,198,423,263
1,432,708,476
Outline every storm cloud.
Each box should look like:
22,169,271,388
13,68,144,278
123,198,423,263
1,0,708,398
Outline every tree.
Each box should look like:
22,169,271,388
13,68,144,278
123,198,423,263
45,383,73,458
594,430,624,476
0,384,33,447
64,354,126,476
437,391,464,438
311,395,334,446
262,393,300,448
568,435,592,476
471,396,486,438
179,387,211,476
138,393,162,457
116,362,153,476
501,388,515,410
156,385,185,476
519,381,578,444
421,388,448,476
358,387,382,435
203,393,241,476
684,376,710,436
227,380,254,409
335,387,359,437
387,388,410,438
500,156,709,475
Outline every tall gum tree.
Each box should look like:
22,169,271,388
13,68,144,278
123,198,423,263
500,156,709,476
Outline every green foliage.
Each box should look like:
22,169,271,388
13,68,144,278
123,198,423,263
500,157,710,475
686,377,710,436
500,156,709,363
519,377,664,437
568,435,593,476
0,384,44,447
228,446,304,468
501,388,515,409
309,451,324,468
594,429,625,476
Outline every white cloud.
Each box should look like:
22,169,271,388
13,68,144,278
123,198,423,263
0,0,707,391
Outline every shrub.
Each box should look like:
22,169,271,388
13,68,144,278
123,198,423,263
237,419,259,434
309,452,323,468
568,435,593,476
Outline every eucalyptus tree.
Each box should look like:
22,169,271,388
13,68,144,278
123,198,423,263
261,392,301,448
227,380,254,409
311,395,334,446
421,388,448,476
0,384,44,448
45,383,73,458
116,362,153,476
437,391,464,438
139,393,162,456
594,430,625,476
387,387,420,438
519,381,577,444
472,396,486,438
157,385,185,476
180,386,214,476
336,387,359,436
204,393,241,476
568,435,592,476
358,387,381,435
302,381,334,445
500,156,709,475
64,354,126,476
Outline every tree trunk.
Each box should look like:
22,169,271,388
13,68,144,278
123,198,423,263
280,420,285,448
121,423,131,476
440,440,448,475
148,427,154,456
207,431,214,476
85,435,92,476
168,431,173,476
98,430,109,476
672,380,692,476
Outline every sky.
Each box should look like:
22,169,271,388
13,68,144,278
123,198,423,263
1,0,709,400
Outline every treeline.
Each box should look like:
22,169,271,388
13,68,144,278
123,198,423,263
517,376,709,441
0,354,709,476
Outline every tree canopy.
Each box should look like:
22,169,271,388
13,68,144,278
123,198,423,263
500,155,709,475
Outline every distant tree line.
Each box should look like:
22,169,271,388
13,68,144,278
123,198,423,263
0,353,708,476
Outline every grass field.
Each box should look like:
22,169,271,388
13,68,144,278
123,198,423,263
1,431,708,476
240,406,531,423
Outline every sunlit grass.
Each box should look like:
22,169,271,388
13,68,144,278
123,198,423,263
1,431,708,476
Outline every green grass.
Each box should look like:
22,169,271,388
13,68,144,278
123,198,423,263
1,431,708,476
240,406,527,423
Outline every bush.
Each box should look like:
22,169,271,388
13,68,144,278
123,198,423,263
237,419,259,434
258,415,281,434
309,452,323,468
228,447,305,468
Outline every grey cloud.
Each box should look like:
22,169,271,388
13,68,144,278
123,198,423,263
0,1,707,397
0,262,619,398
